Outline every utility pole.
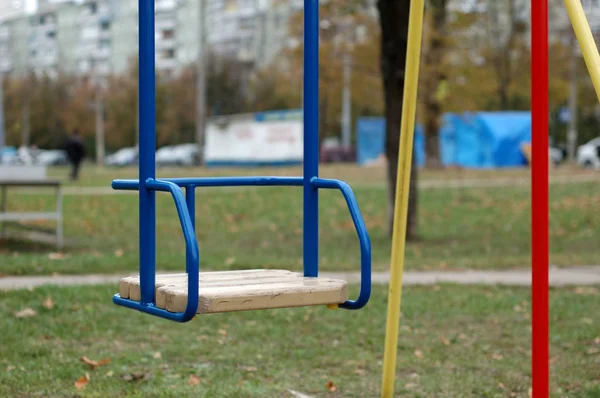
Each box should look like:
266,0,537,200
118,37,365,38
22,93,30,147
0,72,5,162
567,34,578,163
195,0,207,158
341,53,352,148
94,87,105,166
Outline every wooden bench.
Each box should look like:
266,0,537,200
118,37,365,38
0,179,63,249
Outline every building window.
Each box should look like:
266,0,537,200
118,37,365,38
162,29,175,39
100,20,110,31
162,48,175,59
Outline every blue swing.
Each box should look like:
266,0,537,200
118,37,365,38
112,0,371,323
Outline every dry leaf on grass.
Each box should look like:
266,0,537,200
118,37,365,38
74,373,90,390
325,380,337,392
105,370,114,377
80,356,111,369
48,253,65,260
188,375,201,386
240,366,257,372
115,249,125,258
492,353,504,361
440,336,451,346
43,297,55,310
14,308,37,318
414,349,424,359
153,352,162,359
218,329,228,336
122,372,151,382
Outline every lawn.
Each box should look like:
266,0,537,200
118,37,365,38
0,284,598,397
1,170,599,276
45,163,598,189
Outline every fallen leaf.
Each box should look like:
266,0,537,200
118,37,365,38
414,349,424,359
122,372,151,382
188,374,201,386
14,308,37,318
405,383,418,389
153,352,162,359
582,318,593,325
492,353,504,361
440,336,450,346
105,370,114,377
74,373,90,390
354,368,366,376
218,329,228,336
48,253,65,260
498,383,506,389
594,337,600,345
115,249,124,258
224,257,236,266
80,356,111,369
550,356,560,364
43,297,55,310
325,380,337,392
587,347,599,355
241,366,257,372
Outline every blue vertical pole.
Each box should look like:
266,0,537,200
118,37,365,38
303,0,319,278
185,187,196,273
139,0,156,306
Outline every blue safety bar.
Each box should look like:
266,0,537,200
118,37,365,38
112,0,371,322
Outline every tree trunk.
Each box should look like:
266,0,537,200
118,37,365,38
377,0,418,241
423,0,447,169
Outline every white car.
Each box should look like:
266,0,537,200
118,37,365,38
577,137,600,170
36,150,68,166
105,147,138,167
156,143,201,167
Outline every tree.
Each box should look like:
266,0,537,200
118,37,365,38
421,0,448,168
377,0,418,240
278,0,383,142
485,0,528,110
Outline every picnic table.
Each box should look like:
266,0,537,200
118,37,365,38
0,179,63,249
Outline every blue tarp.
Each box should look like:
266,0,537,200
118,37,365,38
356,118,426,167
356,112,532,168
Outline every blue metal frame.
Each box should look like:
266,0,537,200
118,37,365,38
112,0,371,322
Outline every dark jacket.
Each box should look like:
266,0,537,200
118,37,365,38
65,136,86,163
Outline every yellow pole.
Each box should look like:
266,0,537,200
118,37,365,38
564,0,600,102
380,0,425,396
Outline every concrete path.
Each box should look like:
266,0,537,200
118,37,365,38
1,266,598,291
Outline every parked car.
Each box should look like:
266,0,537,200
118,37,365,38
36,150,69,166
156,143,201,167
319,138,356,163
105,147,138,167
576,137,600,170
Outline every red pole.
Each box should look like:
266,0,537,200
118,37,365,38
531,0,549,396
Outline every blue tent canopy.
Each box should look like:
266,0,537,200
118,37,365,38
356,111,532,169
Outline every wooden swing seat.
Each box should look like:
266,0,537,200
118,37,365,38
119,269,348,314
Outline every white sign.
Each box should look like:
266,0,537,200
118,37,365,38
205,119,304,166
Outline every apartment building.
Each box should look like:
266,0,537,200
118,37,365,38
0,0,336,78
0,0,27,21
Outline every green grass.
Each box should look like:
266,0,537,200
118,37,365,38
1,174,599,276
0,284,598,397
44,163,598,189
